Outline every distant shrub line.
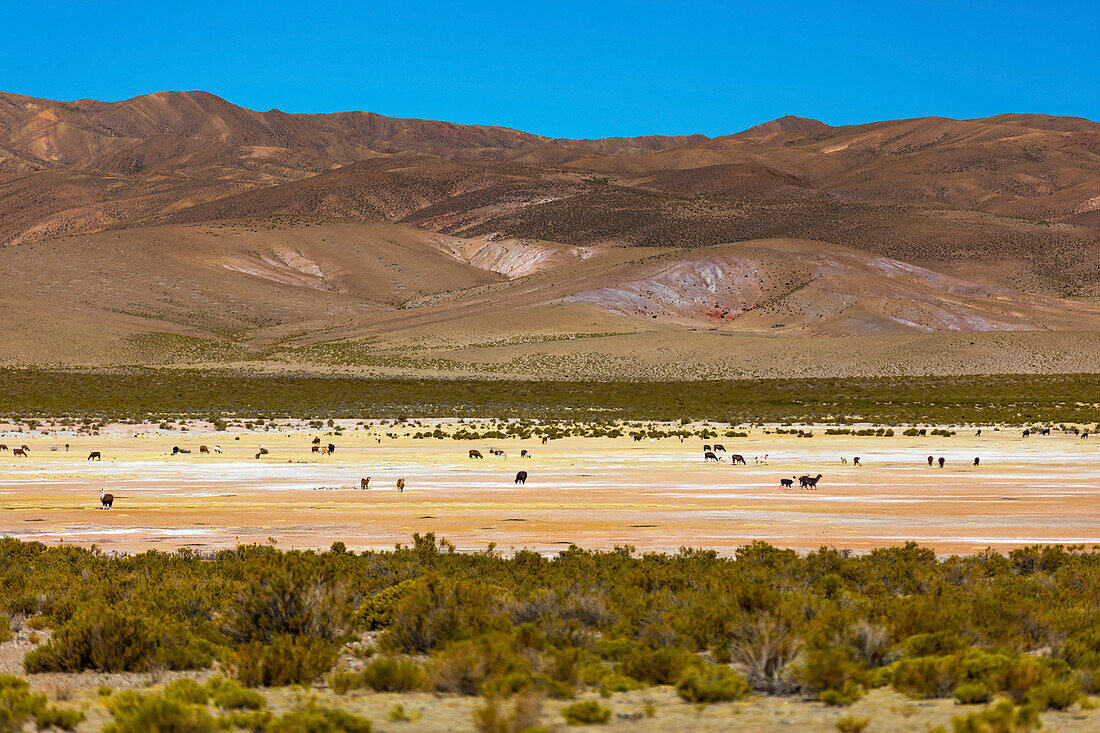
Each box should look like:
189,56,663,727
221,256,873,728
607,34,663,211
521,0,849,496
1,368,1098,424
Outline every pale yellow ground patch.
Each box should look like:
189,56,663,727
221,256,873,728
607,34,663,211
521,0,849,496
2,424,1098,555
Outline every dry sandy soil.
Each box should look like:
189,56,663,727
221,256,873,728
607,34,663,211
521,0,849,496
2,423,1098,556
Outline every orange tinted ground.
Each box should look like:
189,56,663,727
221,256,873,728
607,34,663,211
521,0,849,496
1,425,1098,555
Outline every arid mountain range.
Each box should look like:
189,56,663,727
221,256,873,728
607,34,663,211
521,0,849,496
1,91,1098,377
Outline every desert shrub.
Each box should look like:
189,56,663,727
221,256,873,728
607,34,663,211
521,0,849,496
163,678,209,705
1077,665,1100,695
820,680,864,707
384,575,506,653
34,704,86,731
265,699,372,733
617,646,700,685
22,603,204,673
799,646,870,700
227,561,352,644
675,664,750,703
482,671,574,700
207,678,266,710
1024,679,1080,711
329,672,360,695
387,704,420,722
954,682,993,704
993,655,1059,704
332,655,429,693
473,692,544,733
892,649,1065,703
0,674,84,733
595,639,636,662
430,638,531,695
949,698,1040,733
228,634,337,687
836,716,871,733
103,690,218,733
903,632,970,658
891,654,965,699
0,617,10,644
728,614,802,692
354,579,418,631
595,672,640,695
561,700,611,725
848,621,894,668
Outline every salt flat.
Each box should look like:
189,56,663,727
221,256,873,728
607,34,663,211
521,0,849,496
1,425,1097,554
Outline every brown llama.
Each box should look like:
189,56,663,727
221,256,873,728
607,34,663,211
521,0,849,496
799,474,823,489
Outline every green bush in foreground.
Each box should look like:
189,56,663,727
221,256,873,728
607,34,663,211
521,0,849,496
103,686,369,733
561,700,611,725
103,690,219,733
6,535,1100,710
0,674,85,732
675,664,751,703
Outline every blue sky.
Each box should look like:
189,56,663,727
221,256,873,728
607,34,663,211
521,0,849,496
1,1,1096,138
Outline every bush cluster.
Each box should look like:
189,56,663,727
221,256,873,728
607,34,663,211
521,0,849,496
2,534,1100,712
0,675,85,731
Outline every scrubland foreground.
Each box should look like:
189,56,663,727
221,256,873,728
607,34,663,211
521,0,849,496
1,536,1099,731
